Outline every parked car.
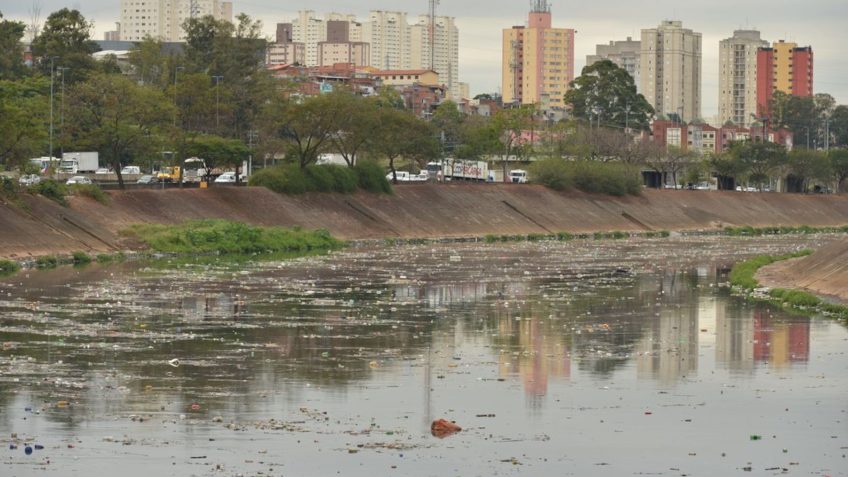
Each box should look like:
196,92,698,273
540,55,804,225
214,172,237,183
95,168,111,174
694,182,711,190
120,166,141,175
18,174,41,186
137,174,158,184
66,176,92,185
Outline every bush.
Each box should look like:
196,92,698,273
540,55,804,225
96,253,114,263
35,255,59,269
31,179,68,206
530,159,641,196
125,219,344,255
354,160,392,194
529,158,573,191
556,232,574,241
769,288,821,307
0,176,18,199
0,259,20,276
69,184,109,204
728,250,813,291
250,163,385,195
72,251,92,265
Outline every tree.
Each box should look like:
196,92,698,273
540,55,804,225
325,90,378,166
728,140,787,188
128,37,175,88
786,149,831,193
829,149,848,192
370,107,438,183
30,8,100,83
0,12,27,80
563,60,654,131
710,151,744,190
431,100,464,156
830,105,848,147
64,73,174,188
259,94,337,169
641,145,694,188
0,78,49,168
491,105,536,181
183,135,249,183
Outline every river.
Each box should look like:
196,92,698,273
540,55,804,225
1,235,846,476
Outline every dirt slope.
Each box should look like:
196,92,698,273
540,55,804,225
2,185,848,260
757,240,848,303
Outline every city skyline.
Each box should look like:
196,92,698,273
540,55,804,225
5,0,847,119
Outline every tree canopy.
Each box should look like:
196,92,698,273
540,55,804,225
564,60,654,131
30,8,100,83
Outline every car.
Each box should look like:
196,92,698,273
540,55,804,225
66,176,92,185
694,182,711,190
137,174,158,184
95,168,111,174
120,166,141,175
18,174,41,186
214,172,237,183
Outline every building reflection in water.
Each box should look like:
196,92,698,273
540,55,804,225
180,294,247,320
716,305,810,371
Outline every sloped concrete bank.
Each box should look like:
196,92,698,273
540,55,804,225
2,184,848,260
757,240,848,303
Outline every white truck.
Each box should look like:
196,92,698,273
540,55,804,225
508,169,528,183
60,152,99,174
443,159,488,181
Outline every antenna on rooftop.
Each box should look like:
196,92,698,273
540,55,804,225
429,0,439,70
531,0,551,13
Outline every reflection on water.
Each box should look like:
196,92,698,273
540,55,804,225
0,236,844,476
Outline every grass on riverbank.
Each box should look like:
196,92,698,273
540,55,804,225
123,219,344,255
0,259,20,276
728,250,848,321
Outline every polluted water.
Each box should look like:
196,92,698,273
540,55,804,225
0,234,846,476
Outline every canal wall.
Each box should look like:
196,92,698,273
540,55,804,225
2,184,848,260
757,240,848,303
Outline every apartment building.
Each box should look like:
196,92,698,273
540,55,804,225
718,30,768,127
640,20,702,122
120,0,232,42
586,37,641,90
756,40,813,117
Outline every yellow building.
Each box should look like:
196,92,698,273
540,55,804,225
372,69,439,87
502,1,574,109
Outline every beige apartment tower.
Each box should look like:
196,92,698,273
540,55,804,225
640,20,702,122
410,15,459,100
119,0,232,42
718,30,768,127
502,1,575,109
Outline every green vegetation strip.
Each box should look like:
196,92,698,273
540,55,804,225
250,162,391,195
123,219,344,255
729,250,848,321
0,259,21,276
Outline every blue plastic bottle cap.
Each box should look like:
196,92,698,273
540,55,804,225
24,446,33,455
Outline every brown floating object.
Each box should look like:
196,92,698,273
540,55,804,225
431,419,462,438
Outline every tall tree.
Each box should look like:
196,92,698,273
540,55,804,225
563,60,654,131
491,105,536,181
259,93,337,169
30,8,100,83
829,105,848,147
0,12,27,80
370,107,438,183
127,37,176,88
64,73,174,187
827,149,848,193
325,90,378,166
728,140,787,188
183,135,249,182
786,149,832,192
0,77,49,168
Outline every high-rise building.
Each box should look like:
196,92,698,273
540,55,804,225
718,30,768,128
366,11,411,70
410,15,459,100
586,37,641,90
756,40,813,118
119,0,233,42
318,20,370,67
640,20,702,122
104,23,121,41
502,0,575,110
268,23,305,65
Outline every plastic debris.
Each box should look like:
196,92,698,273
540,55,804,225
431,419,461,438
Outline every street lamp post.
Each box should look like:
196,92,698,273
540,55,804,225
212,75,223,131
58,67,69,155
48,57,55,167
173,66,184,126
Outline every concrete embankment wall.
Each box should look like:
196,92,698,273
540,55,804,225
757,241,848,303
2,184,848,259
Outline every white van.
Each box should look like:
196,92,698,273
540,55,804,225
508,169,528,184
120,166,141,175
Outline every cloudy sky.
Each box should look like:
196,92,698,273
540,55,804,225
5,0,847,120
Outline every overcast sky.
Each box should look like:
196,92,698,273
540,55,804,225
5,0,847,120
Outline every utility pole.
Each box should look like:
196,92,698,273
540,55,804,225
173,66,184,126
212,75,223,131
825,117,830,152
59,67,69,155
48,57,55,164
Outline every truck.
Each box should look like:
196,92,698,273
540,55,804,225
508,169,528,183
443,159,488,181
29,157,61,173
60,152,99,174
183,157,208,183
